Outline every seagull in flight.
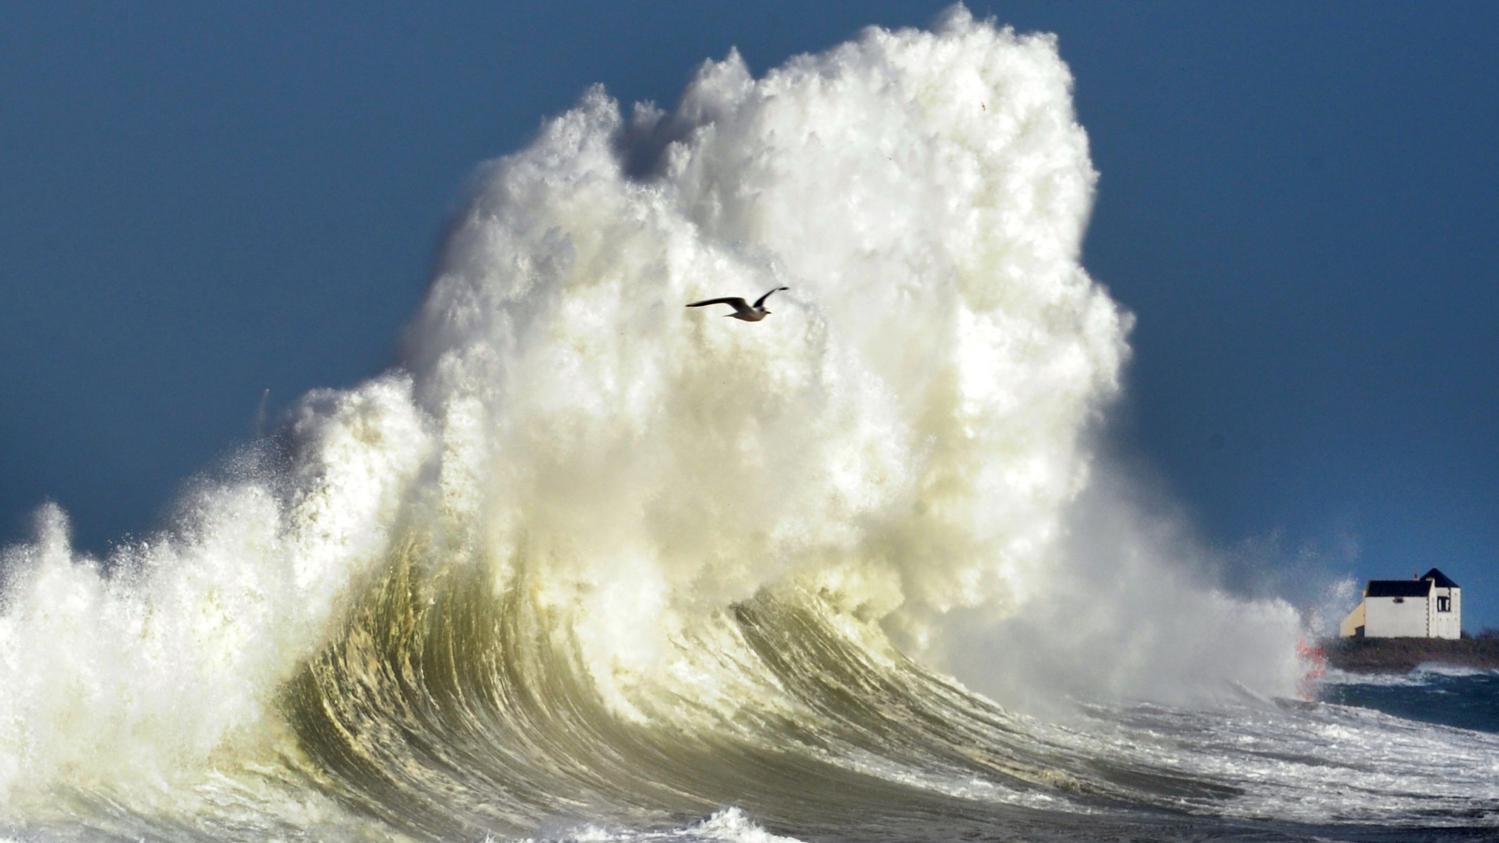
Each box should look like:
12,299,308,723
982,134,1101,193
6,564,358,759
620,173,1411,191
685,286,789,322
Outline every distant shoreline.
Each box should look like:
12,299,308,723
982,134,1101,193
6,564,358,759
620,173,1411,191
1319,637,1499,674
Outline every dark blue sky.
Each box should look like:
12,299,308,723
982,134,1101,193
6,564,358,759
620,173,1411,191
3,3,1496,629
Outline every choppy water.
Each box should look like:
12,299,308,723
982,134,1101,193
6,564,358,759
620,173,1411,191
1322,665,1499,736
4,8,1494,841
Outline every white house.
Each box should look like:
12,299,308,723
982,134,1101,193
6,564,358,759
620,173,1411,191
1339,568,1461,639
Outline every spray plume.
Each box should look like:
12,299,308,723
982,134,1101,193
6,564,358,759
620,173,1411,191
0,7,1303,818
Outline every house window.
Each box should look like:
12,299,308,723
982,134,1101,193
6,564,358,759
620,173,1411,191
1437,596,1451,612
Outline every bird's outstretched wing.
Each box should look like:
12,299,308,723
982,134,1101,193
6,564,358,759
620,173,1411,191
753,286,790,308
686,297,749,311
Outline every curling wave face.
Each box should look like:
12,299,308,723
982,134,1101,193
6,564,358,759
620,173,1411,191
280,570,1498,840
5,8,1492,840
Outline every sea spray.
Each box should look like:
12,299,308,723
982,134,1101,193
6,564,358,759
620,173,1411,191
0,376,434,810
0,8,1321,834
400,7,1130,699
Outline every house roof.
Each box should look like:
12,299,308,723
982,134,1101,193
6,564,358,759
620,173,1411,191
1366,579,1432,598
1423,567,1460,588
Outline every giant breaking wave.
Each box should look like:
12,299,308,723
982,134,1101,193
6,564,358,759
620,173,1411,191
1,10,1401,840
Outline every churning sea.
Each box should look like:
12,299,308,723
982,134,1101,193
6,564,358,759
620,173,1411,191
1322,665,1499,736
4,10,1497,843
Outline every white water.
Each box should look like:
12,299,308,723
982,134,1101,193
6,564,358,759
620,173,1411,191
515,808,807,843
0,6,1312,829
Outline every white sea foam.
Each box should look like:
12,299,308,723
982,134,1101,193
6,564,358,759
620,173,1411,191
0,377,435,807
675,808,806,843
1319,668,1426,687
515,807,805,843
1321,662,1499,688
1412,662,1499,678
0,5,1309,820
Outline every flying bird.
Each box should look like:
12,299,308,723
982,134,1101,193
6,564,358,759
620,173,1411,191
685,286,789,322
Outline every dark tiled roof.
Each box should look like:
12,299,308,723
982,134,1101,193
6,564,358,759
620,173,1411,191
1423,568,1460,588
1366,579,1431,598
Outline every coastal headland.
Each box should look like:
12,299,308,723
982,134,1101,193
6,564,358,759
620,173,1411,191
1321,636,1499,673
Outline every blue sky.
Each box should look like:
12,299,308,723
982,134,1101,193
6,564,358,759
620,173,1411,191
3,2,1496,630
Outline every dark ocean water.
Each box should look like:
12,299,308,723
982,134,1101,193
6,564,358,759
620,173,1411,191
1321,666,1499,735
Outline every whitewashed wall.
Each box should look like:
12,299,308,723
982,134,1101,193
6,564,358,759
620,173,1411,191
1428,587,1461,639
1364,595,1429,637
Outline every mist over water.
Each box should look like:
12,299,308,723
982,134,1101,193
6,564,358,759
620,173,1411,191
2,8,1488,840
